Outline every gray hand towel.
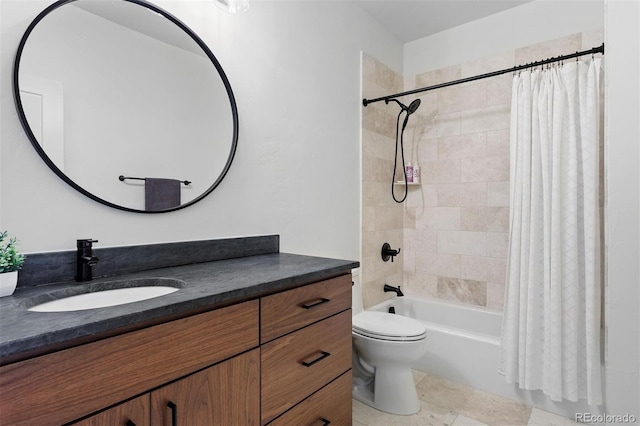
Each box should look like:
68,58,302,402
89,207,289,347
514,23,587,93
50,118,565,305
145,178,181,211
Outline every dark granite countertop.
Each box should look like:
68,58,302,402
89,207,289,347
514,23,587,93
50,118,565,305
0,253,358,364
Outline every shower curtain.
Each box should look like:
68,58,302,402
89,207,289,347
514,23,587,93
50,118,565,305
499,59,603,405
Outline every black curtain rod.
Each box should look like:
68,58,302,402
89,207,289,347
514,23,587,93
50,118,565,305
363,43,605,107
119,175,191,185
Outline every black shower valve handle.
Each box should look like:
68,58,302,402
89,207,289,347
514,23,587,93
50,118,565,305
381,242,401,262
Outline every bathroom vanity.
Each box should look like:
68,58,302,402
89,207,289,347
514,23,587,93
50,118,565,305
0,236,357,425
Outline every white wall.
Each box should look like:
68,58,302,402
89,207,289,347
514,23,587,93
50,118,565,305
404,0,604,76
0,0,402,258
604,0,640,421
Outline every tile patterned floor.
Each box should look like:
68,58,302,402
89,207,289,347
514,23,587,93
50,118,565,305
352,371,581,426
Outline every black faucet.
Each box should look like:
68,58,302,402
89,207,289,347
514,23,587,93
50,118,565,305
383,284,404,297
76,239,99,282
381,243,401,262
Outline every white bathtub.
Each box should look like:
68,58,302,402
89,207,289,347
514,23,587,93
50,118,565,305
368,295,598,418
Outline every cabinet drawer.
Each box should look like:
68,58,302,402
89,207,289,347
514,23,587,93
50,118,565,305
261,310,352,425
269,371,352,426
0,300,259,425
261,274,352,343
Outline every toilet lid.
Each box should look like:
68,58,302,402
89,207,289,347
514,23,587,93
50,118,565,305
352,311,427,340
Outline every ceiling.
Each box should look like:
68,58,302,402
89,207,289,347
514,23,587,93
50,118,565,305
355,0,533,43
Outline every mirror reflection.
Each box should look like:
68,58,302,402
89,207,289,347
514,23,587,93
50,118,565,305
15,0,238,212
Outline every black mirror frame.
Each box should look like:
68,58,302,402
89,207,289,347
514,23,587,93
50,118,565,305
12,0,239,213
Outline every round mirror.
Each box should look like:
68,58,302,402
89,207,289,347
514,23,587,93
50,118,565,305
13,0,238,213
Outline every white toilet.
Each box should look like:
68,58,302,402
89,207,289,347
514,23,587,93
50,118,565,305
351,271,428,415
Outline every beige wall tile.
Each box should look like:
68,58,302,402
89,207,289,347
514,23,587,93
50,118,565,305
486,232,509,259
403,249,416,275
360,256,378,283
437,81,487,114
363,157,394,183
437,276,487,306
362,78,393,102
362,278,395,309
460,104,510,134
422,159,461,184
438,230,487,256
403,228,438,252
486,75,512,106
403,207,416,229
362,207,376,232
461,255,507,283
416,64,461,87
416,112,461,139
437,133,487,160
461,206,509,232
406,184,438,207
416,138,438,162
410,92,439,118
415,207,461,230
363,53,402,92
405,273,438,298
486,129,510,157
461,156,509,182
437,182,487,207
363,104,396,137
582,28,604,51
374,206,403,230
461,51,515,78
362,128,396,161
416,252,461,277
487,181,510,206
486,282,505,309
362,181,388,207
515,33,582,64
361,232,380,259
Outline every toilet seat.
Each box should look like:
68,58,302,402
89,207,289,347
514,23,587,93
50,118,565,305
352,311,427,342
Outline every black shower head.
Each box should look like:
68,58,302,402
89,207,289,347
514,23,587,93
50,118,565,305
386,98,421,115
407,99,421,115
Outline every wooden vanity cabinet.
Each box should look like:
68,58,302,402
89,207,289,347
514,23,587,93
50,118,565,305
0,301,259,425
0,273,354,426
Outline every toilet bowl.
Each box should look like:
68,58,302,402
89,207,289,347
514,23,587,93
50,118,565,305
352,310,427,415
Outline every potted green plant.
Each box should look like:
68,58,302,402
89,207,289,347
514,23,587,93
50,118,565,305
0,231,25,297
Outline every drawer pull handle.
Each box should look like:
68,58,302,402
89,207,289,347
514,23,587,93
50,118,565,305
301,350,331,367
301,298,330,309
167,401,178,426
320,418,331,426
125,421,136,426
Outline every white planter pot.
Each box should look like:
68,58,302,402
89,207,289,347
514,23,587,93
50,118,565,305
0,271,18,297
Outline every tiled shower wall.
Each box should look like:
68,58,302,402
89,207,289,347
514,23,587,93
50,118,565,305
361,54,404,309
362,30,603,310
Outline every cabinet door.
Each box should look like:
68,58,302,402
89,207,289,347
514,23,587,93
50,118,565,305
73,394,150,426
151,348,259,426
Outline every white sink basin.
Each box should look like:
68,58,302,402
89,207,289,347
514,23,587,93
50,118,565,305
28,286,179,312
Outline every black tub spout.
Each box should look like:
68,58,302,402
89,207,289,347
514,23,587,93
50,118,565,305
383,284,404,297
